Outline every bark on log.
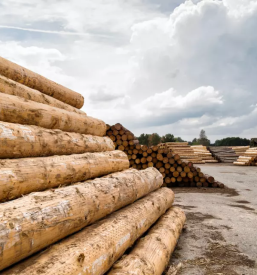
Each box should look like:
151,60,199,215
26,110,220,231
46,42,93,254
0,56,84,108
0,150,129,202
0,121,114,159
0,93,106,136
108,207,186,275
3,188,174,275
0,75,86,115
0,168,163,271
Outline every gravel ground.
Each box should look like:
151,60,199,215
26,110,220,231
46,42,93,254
164,164,257,275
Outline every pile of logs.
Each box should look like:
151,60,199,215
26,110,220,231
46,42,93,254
191,145,218,163
0,56,186,274
234,147,257,166
231,146,249,156
107,124,224,188
208,146,239,163
159,142,205,164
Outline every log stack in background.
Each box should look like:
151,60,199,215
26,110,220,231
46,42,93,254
107,123,224,189
0,56,185,274
191,145,218,163
231,146,249,157
159,142,205,164
208,146,239,163
234,147,257,166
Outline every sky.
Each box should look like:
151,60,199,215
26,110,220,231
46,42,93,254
0,0,257,142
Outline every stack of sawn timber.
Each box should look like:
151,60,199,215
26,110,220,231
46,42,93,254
0,56,186,275
191,145,218,163
107,124,224,189
234,147,257,166
208,146,239,163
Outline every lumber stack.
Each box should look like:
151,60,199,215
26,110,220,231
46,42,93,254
107,124,224,188
230,146,250,156
234,147,257,166
162,142,205,164
0,56,186,274
191,145,218,163
208,146,239,163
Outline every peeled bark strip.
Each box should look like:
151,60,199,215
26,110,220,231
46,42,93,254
3,188,174,275
0,75,86,115
0,150,129,202
0,121,114,159
0,56,84,108
108,207,186,275
0,168,163,271
0,93,106,136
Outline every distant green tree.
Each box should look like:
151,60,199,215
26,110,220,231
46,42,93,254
161,134,175,143
174,137,185,142
215,137,250,146
198,129,210,146
149,133,161,146
192,138,199,145
137,134,150,146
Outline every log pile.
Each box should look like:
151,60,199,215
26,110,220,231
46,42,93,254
107,124,224,188
230,146,250,156
234,147,257,166
159,142,205,164
208,146,239,163
108,206,186,275
191,145,218,163
0,56,185,274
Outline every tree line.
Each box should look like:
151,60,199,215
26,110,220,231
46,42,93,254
137,130,251,147
137,133,185,146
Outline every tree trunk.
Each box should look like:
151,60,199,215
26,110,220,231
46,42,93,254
0,121,114,159
108,207,186,275
0,93,106,136
0,150,129,202
0,75,86,115
0,56,84,108
3,188,174,275
0,168,163,271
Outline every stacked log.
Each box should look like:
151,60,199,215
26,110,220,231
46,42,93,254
208,146,239,163
0,56,84,108
0,151,129,202
0,75,87,116
0,121,115,159
191,145,218,163
108,207,186,275
0,93,106,136
106,123,139,149
107,124,224,188
0,168,163,270
234,147,257,166
162,142,205,164
0,57,185,274
230,146,249,156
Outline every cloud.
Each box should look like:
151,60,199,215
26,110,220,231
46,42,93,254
1,0,257,142
89,87,125,102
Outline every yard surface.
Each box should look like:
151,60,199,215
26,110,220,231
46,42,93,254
165,164,257,275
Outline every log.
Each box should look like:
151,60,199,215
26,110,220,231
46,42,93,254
108,207,186,275
0,121,114,159
0,168,163,271
4,188,174,275
0,56,84,108
0,75,86,115
0,93,106,136
0,150,129,202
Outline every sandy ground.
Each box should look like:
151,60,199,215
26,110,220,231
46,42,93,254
164,164,257,275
